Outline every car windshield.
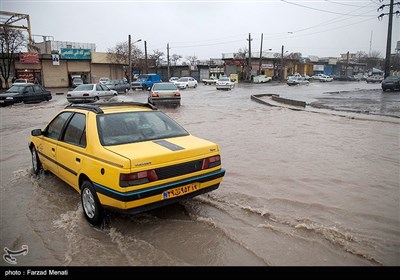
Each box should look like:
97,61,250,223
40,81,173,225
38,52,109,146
177,78,188,82
385,76,399,81
14,79,27,83
74,84,94,91
73,78,83,83
153,83,177,90
97,111,189,146
5,85,25,93
219,78,230,81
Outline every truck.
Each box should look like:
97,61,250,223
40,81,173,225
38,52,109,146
131,74,162,90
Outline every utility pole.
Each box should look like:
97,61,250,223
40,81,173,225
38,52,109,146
385,0,394,78
247,33,252,82
258,33,263,76
128,34,132,83
280,45,284,82
346,51,349,76
377,0,398,78
144,41,148,74
167,43,170,80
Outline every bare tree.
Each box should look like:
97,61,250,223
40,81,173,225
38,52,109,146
0,27,26,89
234,48,247,60
186,55,199,66
171,54,182,66
107,41,143,66
366,50,384,70
150,50,164,73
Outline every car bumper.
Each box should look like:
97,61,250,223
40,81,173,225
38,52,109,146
216,84,233,89
93,168,225,213
0,99,18,106
150,97,181,105
67,96,97,103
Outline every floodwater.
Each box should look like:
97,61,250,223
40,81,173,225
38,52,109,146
1,81,399,266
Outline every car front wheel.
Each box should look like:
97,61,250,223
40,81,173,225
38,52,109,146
31,146,42,175
81,181,104,226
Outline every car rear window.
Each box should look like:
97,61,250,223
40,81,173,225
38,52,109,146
153,83,177,90
74,84,94,91
97,111,189,146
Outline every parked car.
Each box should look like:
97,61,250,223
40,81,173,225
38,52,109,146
0,83,52,106
148,82,181,107
216,77,235,90
202,77,218,85
72,77,83,88
174,77,198,89
28,102,226,225
131,74,162,90
104,79,131,93
13,78,29,85
253,75,272,83
311,73,326,80
67,83,117,103
287,77,310,86
169,77,179,83
99,77,110,85
366,75,384,83
318,74,333,82
381,76,400,91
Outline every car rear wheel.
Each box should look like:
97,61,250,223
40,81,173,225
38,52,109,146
31,146,42,175
194,84,197,88
81,181,104,226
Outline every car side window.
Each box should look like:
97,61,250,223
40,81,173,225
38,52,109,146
33,85,42,93
46,112,73,140
96,84,102,91
63,113,86,147
100,84,108,91
25,86,34,95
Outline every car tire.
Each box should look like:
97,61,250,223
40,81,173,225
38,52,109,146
125,88,129,93
31,146,42,175
194,84,197,88
81,181,104,226
95,96,100,101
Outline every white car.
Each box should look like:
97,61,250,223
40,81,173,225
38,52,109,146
169,77,179,82
319,74,333,82
99,77,110,84
173,77,198,89
253,75,272,83
67,83,117,103
216,77,235,90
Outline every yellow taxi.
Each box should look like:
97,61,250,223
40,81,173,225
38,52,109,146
29,102,225,225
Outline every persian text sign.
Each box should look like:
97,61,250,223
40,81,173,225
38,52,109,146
60,48,91,60
19,52,39,64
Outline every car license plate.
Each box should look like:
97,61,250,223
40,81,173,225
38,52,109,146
163,183,199,199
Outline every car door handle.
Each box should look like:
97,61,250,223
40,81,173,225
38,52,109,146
76,158,81,163
52,148,55,152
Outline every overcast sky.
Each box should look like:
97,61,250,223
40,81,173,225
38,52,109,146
2,0,399,61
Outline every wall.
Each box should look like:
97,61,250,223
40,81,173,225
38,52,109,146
42,59,68,87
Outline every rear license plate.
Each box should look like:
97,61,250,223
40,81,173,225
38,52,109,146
163,183,199,199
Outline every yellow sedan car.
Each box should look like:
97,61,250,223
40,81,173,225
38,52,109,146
29,102,225,225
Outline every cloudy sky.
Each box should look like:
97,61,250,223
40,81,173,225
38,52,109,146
2,0,399,61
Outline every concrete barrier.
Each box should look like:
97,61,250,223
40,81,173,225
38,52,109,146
271,95,306,107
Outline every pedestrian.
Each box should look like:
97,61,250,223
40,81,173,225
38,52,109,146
12,76,16,83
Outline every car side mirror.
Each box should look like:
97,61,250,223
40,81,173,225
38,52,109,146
31,129,42,136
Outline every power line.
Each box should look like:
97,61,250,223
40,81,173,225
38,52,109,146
281,0,377,16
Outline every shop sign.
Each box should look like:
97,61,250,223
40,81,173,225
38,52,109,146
19,52,39,64
52,54,60,65
60,48,91,60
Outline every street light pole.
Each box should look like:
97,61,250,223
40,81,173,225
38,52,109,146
128,35,142,83
280,45,284,82
128,35,132,83
259,33,263,76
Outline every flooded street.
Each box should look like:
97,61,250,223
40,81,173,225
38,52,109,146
1,81,399,266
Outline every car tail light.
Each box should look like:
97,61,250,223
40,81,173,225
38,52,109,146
174,92,180,96
120,169,158,187
151,93,159,97
201,155,221,170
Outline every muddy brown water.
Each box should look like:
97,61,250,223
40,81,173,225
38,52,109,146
1,82,399,266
